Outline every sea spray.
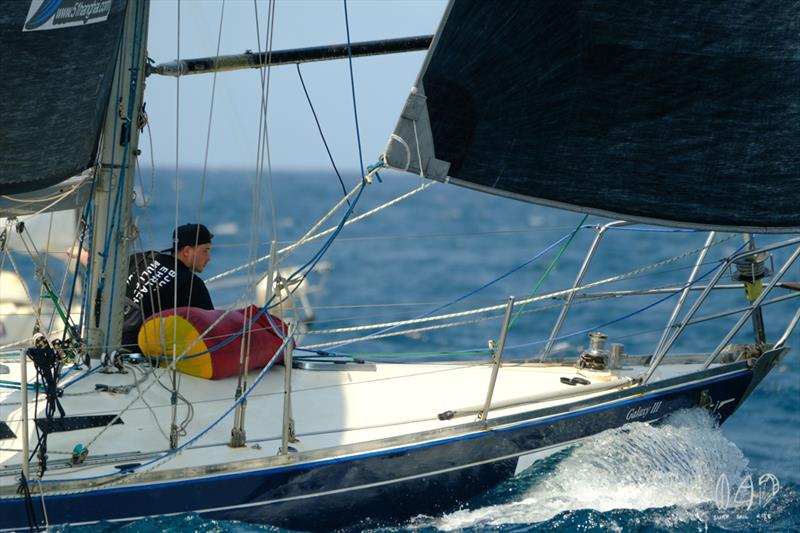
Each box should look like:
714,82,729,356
437,409,750,530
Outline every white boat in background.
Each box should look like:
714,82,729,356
0,0,798,531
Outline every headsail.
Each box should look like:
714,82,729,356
0,0,128,195
385,0,800,233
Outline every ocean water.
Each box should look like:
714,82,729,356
59,168,799,531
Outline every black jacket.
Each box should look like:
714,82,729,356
120,251,213,351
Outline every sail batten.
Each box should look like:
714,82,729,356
386,0,800,233
0,0,128,195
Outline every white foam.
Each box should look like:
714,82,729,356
436,409,749,530
527,214,545,227
211,222,239,236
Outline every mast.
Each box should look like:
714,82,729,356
86,0,150,356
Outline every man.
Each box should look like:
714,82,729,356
121,223,214,352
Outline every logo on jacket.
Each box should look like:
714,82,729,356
24,0,112,32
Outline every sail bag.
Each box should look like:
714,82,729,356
138,306,289,379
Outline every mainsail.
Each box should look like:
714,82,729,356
385,0,800,233
0,0,128,195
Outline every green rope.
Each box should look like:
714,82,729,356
296,349,492,359
0,379,40,391
508,214,588,329
39,278,81,347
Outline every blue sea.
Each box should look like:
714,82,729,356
59,168,799,532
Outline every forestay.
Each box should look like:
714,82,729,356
0,0,128,195
384,0,800,233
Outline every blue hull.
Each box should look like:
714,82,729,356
0,364,756,531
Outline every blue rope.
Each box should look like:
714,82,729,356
309,237,749,359
98,23,126,272
295,64,350,205
66,190,94,341
60,364,103,389
316,228,587,352
76,204,94,337
462,239,750,355
343,0,366,182
366,161,383,183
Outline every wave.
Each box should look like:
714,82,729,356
436,409,752,530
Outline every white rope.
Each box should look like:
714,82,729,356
0,179,86,205
386,134,411,171
303,307,546,351
206,180,434,284
300,234,738,343
1,181,87,220
35,478,50,528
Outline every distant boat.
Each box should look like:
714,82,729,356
1,0,798,531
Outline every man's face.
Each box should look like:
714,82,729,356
180,243,212,273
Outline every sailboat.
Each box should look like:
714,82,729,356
1,0,799,531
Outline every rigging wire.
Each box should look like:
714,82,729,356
296,63,349,204
170,0,183,450
482,239,752,355
508,214,588,329
311,253,737,358
205,180,433,284
343,0,366,183
321,227,587,351
183,0,225,321
254,0,279,247
66,198,94,343
298,233,739,350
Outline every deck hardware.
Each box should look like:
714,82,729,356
610,343,624,369
560,376,591,386
703,245,800,369
579,332,608,370
114,463,141,471
71,444,89,465
733,235,773,345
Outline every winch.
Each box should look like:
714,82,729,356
579,331,609,370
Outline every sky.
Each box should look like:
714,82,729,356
143,0,447,172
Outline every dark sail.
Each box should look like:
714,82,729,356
0,0,127,195
385,0,800,233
